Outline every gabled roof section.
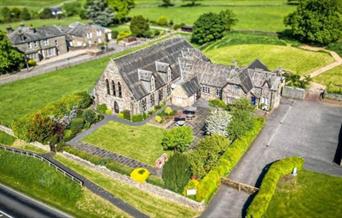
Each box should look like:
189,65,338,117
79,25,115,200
182,77,201,97
248,59,269,71
155,61,169,73
138,69,153,81
239,70,254,93
8,26,65,44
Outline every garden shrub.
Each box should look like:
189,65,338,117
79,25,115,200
155,115,162,123
162,153,192,193
77,92,92,109
28,59,36,67
162,126,193,152
105,108,112,115
0,131,16,145
182,179,200,200
82,109,97,125
117,112,124,119
208,99,227,109
96,104,107,114
246,157,304,218
63,129,74,142
69,118,84,133
164,106,173,115
196,117,265,202
157,16,168,26
130,168,150,183
122,110,131,120
132,114,145,122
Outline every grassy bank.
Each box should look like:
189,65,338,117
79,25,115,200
314,66,342,94
205,44,334,75
0,149,128,218
264,170,342,218
55,154,198,218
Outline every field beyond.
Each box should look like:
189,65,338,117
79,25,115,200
204,44,334,74
265,170,342,218
314,66,342,94
83,121,168,166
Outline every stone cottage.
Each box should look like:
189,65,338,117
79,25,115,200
94,37,284,115
8,26,68,61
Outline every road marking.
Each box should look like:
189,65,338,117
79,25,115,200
0,209,13,218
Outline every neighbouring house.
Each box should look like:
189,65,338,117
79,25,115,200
8,26,68,61
94,37,285,115
64,22,112,49
50,7,63,17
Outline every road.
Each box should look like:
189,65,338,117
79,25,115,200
0,184,71,218
203,99,342,218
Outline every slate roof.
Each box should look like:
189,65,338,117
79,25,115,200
8,26,65,44
182,77,201,97
248,59,270,71
65,22,109,37
113,37,205,100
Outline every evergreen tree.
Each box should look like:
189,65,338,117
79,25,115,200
86,0,115,27
285,0,342,45
20,8,31,21
0,31,24,74
0,7,11,22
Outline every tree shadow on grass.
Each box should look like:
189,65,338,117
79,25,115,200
333,123,342,165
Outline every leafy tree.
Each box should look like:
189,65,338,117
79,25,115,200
162,126,193,152
39,8,54,19
0,31,24,74
206,109,231,137
227,109,255,140
227,98,255,113
20,8,31,20
219,9,238,31
11,8,21,21
182,0,200,6
284,0,342,45
130,15,150,37
1,7,11,22
162,153,192,193
283,72,312,88
82,109,97,124
191,9,237,45
108,0,135,23
63,2,82,17
86,0,115,27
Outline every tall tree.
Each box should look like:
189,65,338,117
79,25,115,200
284,0,342,45
161,126,193,152
86,0,115,27
108,0,135,23
20,8,31,20
0,31,24,74
130,15,150,37
219,9,238,31
0,7,11,22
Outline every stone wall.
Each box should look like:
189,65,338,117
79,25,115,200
282,86,305,100
63,151,206,211
326,93,342,101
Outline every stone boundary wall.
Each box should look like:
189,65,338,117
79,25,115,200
0,125,14,136
282,86,305,100
63,151,206,212
326,93,342,101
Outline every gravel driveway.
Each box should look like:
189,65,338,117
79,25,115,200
202,98,342,218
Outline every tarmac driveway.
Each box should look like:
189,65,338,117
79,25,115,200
202,99,342,218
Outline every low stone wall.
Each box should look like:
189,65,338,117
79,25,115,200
63,152,206,211
282,86,305,100
326,93,342,101
0,125,14,136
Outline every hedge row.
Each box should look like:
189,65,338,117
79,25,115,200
63,146,164,187
0,131,16,146
195,117,265,202
246,157,304,218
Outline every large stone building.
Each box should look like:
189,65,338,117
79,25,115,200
94,37,285,115
8,26,68,61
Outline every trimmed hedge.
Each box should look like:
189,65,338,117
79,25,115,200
246,157,304,218
196,117,265,202
0,131,16,145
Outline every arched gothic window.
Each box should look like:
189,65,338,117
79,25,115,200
105,79,110,95
112,81,116,96
118,82,122,98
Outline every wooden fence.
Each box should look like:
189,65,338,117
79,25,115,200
0,144,83,186
221,178,259,194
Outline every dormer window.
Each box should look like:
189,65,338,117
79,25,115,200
151,76,155,91
167,67,172,82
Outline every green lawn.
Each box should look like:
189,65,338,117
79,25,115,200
83,121,168,166
314,66,342,94
0,0,67,10
132,0,294,32
0,34,174,127
0,149,128,218
55,154,198,218
265,170,342,218
204,44,334,74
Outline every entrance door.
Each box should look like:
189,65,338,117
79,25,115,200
251,96,256,105
114,101,119,113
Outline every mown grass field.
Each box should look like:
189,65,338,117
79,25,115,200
314,66,342,94
204,44,334,74
55,154,198,218
0,35,172,127
265,170,342,218
83,121,168,166
0,149,129,218
132,0,295,32
0,0,66,10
